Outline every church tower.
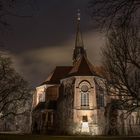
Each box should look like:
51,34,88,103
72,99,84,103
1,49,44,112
73,9,87,65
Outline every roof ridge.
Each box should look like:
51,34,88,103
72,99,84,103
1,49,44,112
69,55,97,76
40,66,73,86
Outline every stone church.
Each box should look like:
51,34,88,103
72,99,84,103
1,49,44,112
32,11,140,135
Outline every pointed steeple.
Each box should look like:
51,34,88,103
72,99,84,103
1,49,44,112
73,9,87,65
75,9,84,47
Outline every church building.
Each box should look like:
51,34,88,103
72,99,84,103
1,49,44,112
31,11,140,135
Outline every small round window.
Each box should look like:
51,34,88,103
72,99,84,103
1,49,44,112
81,85,88,92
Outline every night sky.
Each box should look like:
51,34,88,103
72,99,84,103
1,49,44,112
2,0,105,87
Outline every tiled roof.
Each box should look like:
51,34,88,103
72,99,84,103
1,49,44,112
41,66,72,85
69,55,97,76
40,56,98,86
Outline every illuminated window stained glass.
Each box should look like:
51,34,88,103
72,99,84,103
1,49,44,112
81,92,89,107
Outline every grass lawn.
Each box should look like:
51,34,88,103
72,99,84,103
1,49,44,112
0,135,140,140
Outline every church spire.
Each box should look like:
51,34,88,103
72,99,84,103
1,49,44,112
75,9,84,47
73,9,87,65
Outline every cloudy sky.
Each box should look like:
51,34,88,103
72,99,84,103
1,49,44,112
2,0,105,87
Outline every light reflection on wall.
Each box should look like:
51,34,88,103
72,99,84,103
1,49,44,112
81,122,89,133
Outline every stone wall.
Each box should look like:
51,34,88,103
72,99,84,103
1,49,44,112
56,77,75,134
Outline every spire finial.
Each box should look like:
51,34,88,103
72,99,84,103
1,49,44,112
77,9,80,21
75,8,83,48
73,9,87,65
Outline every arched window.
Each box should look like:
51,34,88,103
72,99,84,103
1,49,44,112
97,93,104,108
79,82,90,109
100,94,104,107
81,92,89,108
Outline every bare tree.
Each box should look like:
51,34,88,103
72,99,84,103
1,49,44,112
0,55,31,120
102,24,140,114
0,0,35,132
88,0,140,28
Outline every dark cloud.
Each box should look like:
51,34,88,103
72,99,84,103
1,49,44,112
1,0,105,87
4,0,91,53
10,31,105,87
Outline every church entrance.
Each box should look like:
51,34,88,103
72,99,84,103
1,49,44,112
81,116,90,134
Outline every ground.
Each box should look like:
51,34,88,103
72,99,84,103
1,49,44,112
0,135,140,140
